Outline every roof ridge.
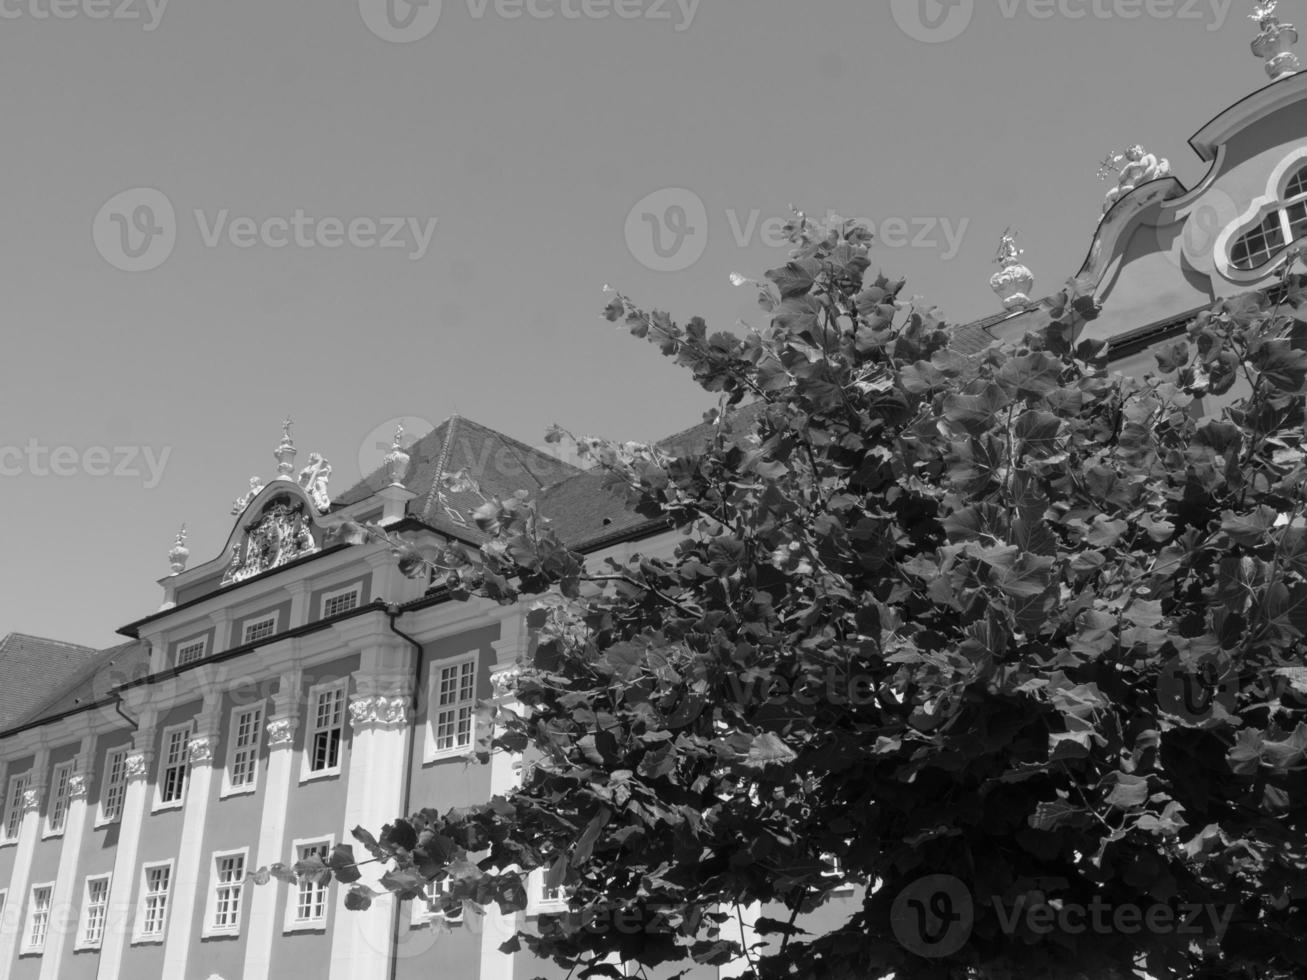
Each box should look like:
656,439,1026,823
0,633,99,653
421,414,461,520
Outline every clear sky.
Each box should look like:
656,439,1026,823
0,0,1280,646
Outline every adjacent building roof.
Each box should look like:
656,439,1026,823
0,634,101,730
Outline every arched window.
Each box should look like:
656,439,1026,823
1230,162,1307,271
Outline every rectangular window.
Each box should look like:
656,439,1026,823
531,873,566,913
78,875,111,948
24,884,52,953
423,876,463,922
46,762,74,836
157,724,192,807
136,863,172,941
99,748,128,824
290,839,331,928
429,657,477,757
209,852,247,934
176,638,207,666
321,585,360,619
242,614,277,644
3,773,30,842
305,681,346,776
224,705,263,794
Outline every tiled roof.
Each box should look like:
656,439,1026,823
0,634,101,731
9,640,151,730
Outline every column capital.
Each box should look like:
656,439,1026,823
266,717,298,746
347,693,411,731
66,772,91,801
187,734,218,765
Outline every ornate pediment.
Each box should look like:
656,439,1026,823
222,495,319,586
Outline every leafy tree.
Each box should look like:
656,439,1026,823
307,213,1307,978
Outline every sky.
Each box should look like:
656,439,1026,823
0,0,1281,647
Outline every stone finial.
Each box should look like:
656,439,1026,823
1098,145,1172,214
1252,1,1302,80
168,524,190,575
989,228,1035,312
383,423,412,486
297,453,332,512
274,416,297,480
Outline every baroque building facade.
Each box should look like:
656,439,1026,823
4,16,1307,979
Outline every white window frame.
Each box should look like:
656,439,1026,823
424,653,478,762
241,613,278,645
201,847,250,938
75,873,112,950
44,761,75,838
132,860,174,944
21,882,54,955
527,870,567,915
300,679,348,782
2,772,30,844
283,835,334,933
320,583,361,619
221,704,264,797
175,636,208,667
96,748,128,827
154,723,192,812
411,874,465,926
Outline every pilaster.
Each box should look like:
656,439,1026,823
96,720,156,980
38,738,96,980
0,748,49,980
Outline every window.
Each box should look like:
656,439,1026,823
135,862,172,942
176,637,207,666
3,772,30,842
78,875,111,949
286,838,332,931
46,762,74,836
529,871,567,914
304,681,346,778
23,884,52,954
1287,162,1307,200
99,748,128,825
223,705,263,795
205,850,248,936
242,614,277,644
418,876,462,923
156,724,192,808
427,656,477,759
321,584,361,619
1229,162,1307,272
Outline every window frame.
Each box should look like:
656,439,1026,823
96,747,129,827
527,870,568,915
424,653,478,763
75,873,112,950
221,703,264,798
202,847,250,938
44,761,75,838
241,613,278,645
175,636,208,667
154,723,193,812
320,583,362,619
2,771,31,844
132,860,174,945
300,679,348,782
20,882,54,956
411,874,465,927
283,835,334,933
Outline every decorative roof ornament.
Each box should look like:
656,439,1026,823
167,524,189,575
221,501,319,586
1252,1,1301,80
383,423,412,486
274,416,297,480
297,453,332,512
1098,145,1172,214
231,476,265,515
989,228,1035,312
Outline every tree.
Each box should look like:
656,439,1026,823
322,212,1307,979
